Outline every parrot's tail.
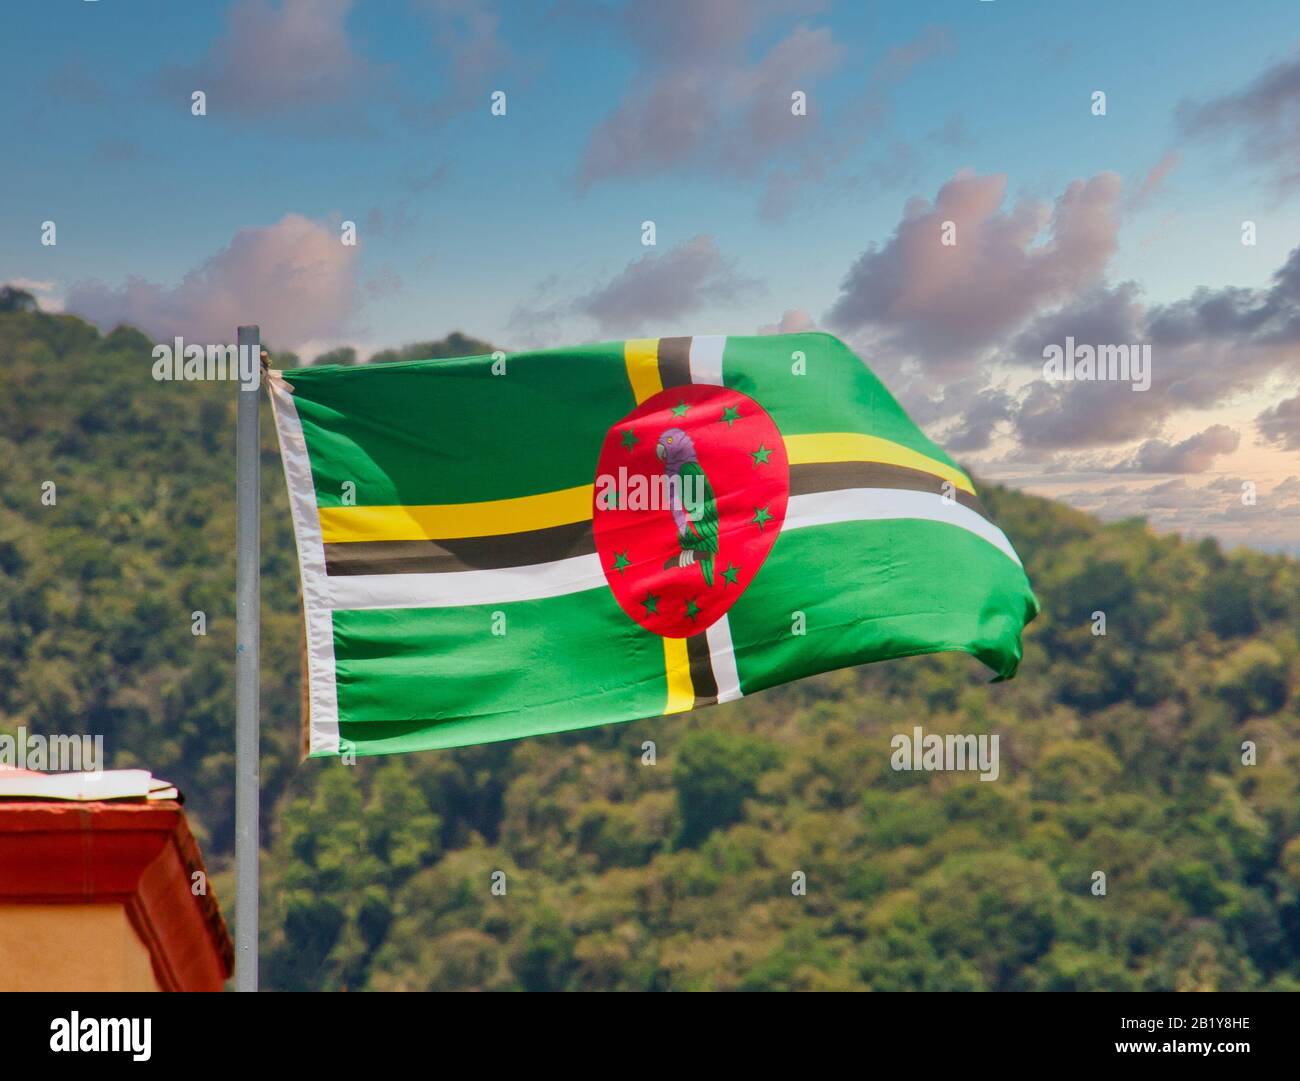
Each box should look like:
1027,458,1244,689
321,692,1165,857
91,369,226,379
699,554,714,587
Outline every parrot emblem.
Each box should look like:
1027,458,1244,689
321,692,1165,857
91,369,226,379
656,426,719,586
593,383,789,637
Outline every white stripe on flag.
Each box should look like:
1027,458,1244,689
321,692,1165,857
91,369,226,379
688,335,727,386
705,614,743,702
267,372,342,756
328,490,1020,612
328,553,606,611
785,488,1024,567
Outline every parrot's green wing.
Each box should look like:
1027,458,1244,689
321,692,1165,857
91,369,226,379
679,460,719,554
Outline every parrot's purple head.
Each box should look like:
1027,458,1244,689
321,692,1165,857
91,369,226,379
656,427,696,473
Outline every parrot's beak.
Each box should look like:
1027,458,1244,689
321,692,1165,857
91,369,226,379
655,443,666,461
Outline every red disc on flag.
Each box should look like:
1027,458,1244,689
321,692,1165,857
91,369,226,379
593,384,789,638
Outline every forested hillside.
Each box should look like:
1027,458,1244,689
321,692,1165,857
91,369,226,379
2,309,1298,990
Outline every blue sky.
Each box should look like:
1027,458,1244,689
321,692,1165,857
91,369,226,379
2,1,1299,551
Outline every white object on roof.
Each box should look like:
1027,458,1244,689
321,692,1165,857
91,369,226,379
0,768,180,802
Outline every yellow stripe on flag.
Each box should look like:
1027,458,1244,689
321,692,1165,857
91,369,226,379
785,433,974,495
624,338,662,405
319,484,594,543
319,431,971,544
662,636,695,714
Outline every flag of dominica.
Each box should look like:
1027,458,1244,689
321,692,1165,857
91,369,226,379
269,333,1039,758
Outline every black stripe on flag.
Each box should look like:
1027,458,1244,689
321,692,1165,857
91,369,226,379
325,520,596,576
657,336,693,389
789,461,993,521
686,631,718,708
325,461,993,577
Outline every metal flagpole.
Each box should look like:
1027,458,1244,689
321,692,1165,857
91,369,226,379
235,324,261,991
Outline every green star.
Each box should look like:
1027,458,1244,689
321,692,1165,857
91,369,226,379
671,400,689,418
642,592,659,615
612,551,631,575
752,505,773,531
620,429,639,450
685,597,701,623
721,562,740,586
721,406,740,427
751,443,772,466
